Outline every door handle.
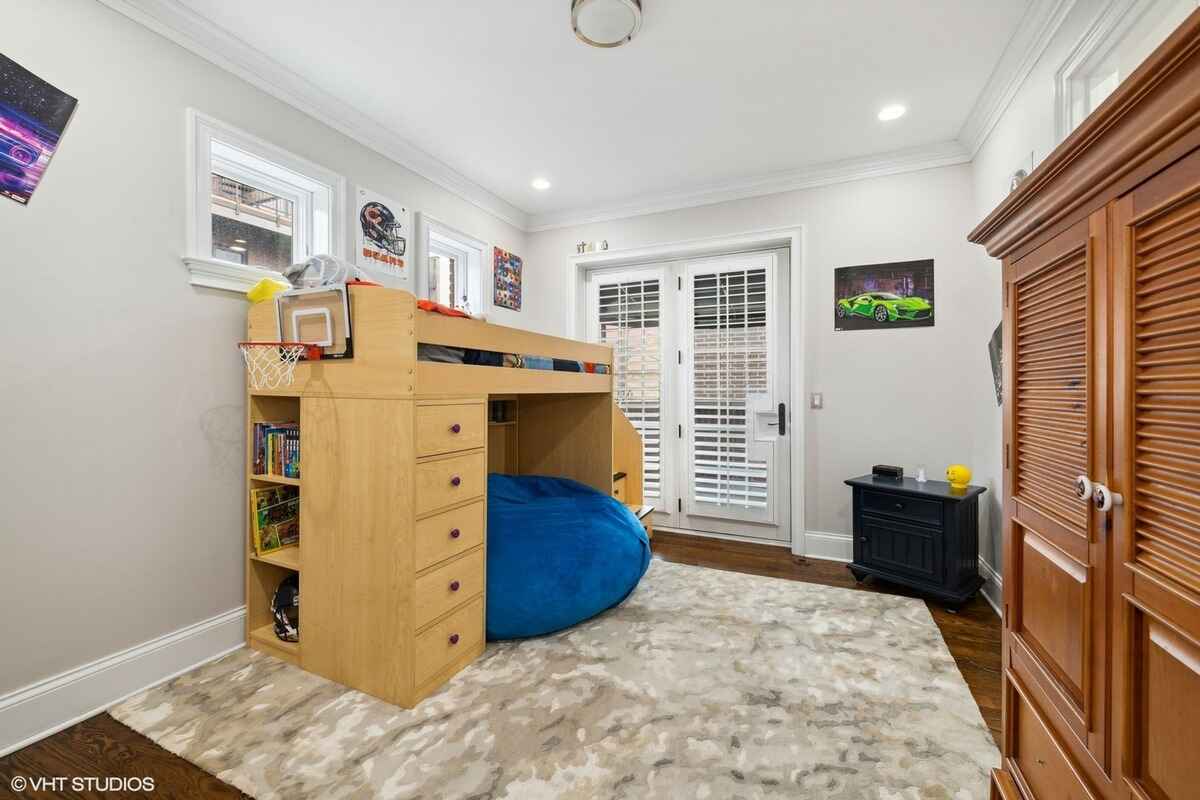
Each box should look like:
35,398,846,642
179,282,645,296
1093,483,1124,513
778,402,786,436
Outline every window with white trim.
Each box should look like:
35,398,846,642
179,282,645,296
187,111,344,288
1056,0,1199,140
419,215,485,314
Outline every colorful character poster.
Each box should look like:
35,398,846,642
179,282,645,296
355,187,409,277
493,246,522,311
0,53,77,206
834,259,935,331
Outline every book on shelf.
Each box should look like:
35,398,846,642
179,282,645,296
252,421,300,478
250,484,299,557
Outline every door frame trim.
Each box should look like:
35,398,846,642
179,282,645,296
565,225,807,556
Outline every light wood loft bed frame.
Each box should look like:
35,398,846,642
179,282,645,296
244,285,642,707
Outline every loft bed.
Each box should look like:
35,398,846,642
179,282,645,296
242,284,644,708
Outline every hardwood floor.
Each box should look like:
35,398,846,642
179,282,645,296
0,532,1001,797
651,531,1003,743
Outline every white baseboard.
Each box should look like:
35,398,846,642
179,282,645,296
0,606,246,757
978,558,1003,617
803,530,853,563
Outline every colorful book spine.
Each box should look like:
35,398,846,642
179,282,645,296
252,422,300,478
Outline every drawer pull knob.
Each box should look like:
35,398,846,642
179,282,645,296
450,528,461,539
448,633,460,645
450,475,462,487
450,423,461,434
893,502,904,510
449,580,461,592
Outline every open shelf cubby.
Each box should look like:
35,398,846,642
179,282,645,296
246,393,302,665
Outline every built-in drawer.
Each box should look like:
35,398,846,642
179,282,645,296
612,475,627,501
861,488,943,526
414,548,484,629
416,402,486,458
415,501,484,571
415,595,484,687
1009,676,1095,800
415,450,486,516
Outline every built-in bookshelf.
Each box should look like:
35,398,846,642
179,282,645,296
246,393,301,664
487,394,518,474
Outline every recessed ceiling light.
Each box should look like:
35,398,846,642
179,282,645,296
878,104,907,122
531,177,552,191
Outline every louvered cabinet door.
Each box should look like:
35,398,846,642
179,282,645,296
1004,211,1111,777
1112,149,1200,800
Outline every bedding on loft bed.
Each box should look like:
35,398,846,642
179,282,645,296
486,474,650,640
418,343,610,374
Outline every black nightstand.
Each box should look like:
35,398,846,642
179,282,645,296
844,475,986,608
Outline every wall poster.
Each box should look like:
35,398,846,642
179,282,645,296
355,187,410,278
834,259,935,331
493,247,522,311
0,53,78,206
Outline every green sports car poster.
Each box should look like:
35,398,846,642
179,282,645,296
834,259,934,331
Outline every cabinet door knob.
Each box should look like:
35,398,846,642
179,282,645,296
448,633,460,645
450,475,461,487
893,502,904,510
860,537,868,543
450,423,461,434
449,580,461,592
449,528,461,539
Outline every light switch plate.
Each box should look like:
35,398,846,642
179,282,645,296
810,392,823,409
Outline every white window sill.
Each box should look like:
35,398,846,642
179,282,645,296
183,256,287,294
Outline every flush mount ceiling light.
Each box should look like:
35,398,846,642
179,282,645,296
878,104,907,122
531,177,552,191
571,0,643,48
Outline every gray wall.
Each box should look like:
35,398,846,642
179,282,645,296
525,164,1003,560
0,0,527,695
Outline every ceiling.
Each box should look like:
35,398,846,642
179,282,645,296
167,0,1031,228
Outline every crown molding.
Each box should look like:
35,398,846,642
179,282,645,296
94,0,530,232
98,0,1086,236
959,0,1078,158
526,140,972,232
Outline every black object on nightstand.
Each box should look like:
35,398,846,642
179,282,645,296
844,474,986,608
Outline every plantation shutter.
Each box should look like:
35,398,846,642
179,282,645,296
597,277,662,499
690,267,769,510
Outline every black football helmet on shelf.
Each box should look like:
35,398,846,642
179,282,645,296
359,201,406,257
271,574,299,643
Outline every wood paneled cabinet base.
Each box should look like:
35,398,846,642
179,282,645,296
970,10,1200,799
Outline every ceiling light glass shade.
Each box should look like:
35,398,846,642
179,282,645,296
531,177,552,190
878,104,907,121
571,0,643,48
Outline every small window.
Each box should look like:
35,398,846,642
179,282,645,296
418,215,486,315
1056,0,1198,140
186,111,344,289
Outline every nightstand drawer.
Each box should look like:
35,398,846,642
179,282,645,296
861,489,942,526
414,548,484,629
417,402,486,457
415,450,486,516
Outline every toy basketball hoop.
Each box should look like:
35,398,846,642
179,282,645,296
238,342,322,390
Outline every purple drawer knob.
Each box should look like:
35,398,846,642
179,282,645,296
450,423,461,434
448,633,460,645
450,475,461,487
449,580,461,592
450,528,461,539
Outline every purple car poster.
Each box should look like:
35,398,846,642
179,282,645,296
0,53,77,206
493,247,522,311
834,259,935,331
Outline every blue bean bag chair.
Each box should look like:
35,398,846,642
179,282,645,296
486,473,651,640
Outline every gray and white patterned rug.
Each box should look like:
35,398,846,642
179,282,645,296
111,559,998,799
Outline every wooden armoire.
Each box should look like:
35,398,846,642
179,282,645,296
970,10,1200,800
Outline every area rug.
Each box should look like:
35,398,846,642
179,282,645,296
110,559,999,799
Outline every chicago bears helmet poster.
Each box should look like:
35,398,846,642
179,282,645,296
0,53,78,206
355,187,410,279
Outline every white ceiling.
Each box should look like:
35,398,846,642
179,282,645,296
172,0,1030,227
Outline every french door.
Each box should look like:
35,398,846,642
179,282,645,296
587,250,791,543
